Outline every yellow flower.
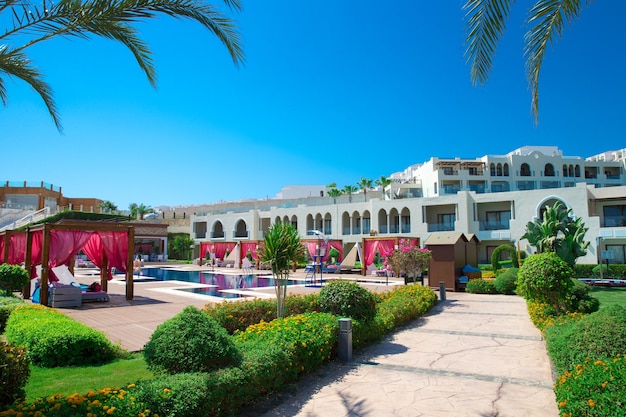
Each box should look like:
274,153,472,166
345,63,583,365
127,383,136,388
588,399,595,407
163,388,171,393
602,381,608,389
558,400,567,408
107,407,116,414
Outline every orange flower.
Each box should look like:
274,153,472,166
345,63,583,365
588,399,595,407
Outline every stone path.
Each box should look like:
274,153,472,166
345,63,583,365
255,292,558,417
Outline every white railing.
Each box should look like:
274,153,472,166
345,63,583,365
0,207,50,232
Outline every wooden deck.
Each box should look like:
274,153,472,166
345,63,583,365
55,264,403,352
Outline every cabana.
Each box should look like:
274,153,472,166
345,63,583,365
361,236,420,275
23,221,135,306
302,239,344,266
424,232,469,292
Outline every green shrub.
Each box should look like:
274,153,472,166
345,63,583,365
234,312,338,379
573,264,595,278
465,279,498,294
565,279,600,314
517,253,573,313
318,280,377,321
203,293,321,335
591,263,626,279
4,304,118,367
0,341,30,407
494,267,518,294
545,305,626,374
0,264,30,296
144,305,241,374
554,356,626,417
0,296,25,333
204,298,277,334
490,244,519,271
136,372,214,417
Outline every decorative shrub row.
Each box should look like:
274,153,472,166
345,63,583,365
204,293,320,334
4,304,119,367
0,296,25,333
0,264,30,297
528,300,626,417
572,263,626,279
2,284,437,416
465,278,498,294
545,305,626,375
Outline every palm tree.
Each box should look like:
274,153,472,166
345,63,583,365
357,177,373,202
327,188,342,204
1,0,244,131
99,200,118,214
463,0,590,121
129,202,153,219
343,185,357,203
521,201,589,266
375,175,393,199
258,222,304,318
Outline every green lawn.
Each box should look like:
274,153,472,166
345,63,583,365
25,353,153,401
590,286,626,310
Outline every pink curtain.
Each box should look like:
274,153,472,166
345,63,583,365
82,233,105,277
29,230,43,278
0,237,4,263
200,242,211,259
327,240,344,262
364,239,398,267
48,230,93,281
98,231,129,275
305,241,318,260
240,242,259,261
214,242,236,260
8,233,26,265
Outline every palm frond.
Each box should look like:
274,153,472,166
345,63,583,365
524,0,587,121
463,0,514,85
0,46,61,130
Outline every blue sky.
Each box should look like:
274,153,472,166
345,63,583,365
2,1,625,210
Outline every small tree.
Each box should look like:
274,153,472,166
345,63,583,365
169,235,194,260
385,239,432,284
258,223,304,318
517,252,573,314
0,264,30,297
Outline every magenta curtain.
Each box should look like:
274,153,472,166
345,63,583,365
240,242,259,261
364,239,398,267
47,230,93,281
378,240,396,258
98,231,129,275
214,242,236,260
327,240,344,262
8,233,26,265
83,233,105,276
0,237,4,263
200,243,210,259
305,241,318,260
29,230,43,278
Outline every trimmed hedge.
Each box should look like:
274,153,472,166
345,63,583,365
0,296,25,333
465,279,498,294
545,305,626,374
0,264,30,297
4,304,119,367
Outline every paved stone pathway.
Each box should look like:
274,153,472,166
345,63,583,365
256,292,558,417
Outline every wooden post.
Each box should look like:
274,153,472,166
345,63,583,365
101,250,109,293
126,226,135,300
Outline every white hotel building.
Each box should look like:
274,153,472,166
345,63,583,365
190,146,626,265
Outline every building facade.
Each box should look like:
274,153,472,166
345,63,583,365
189,146,626,265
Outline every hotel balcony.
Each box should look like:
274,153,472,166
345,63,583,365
479,220,510,231
427,223,455,232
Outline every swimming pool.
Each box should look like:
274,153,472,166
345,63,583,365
139,267,299,299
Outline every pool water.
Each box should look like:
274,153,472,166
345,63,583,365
139,268,298,298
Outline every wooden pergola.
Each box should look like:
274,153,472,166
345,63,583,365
24,221,135,306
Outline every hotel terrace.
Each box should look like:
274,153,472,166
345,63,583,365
190,146,626,265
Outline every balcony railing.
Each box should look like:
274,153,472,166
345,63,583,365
479,220,510,231
428,223,455,232
401,224,411,233
491,183,510,193
441,185,461,195
234,230,249,239
211,231,225,239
